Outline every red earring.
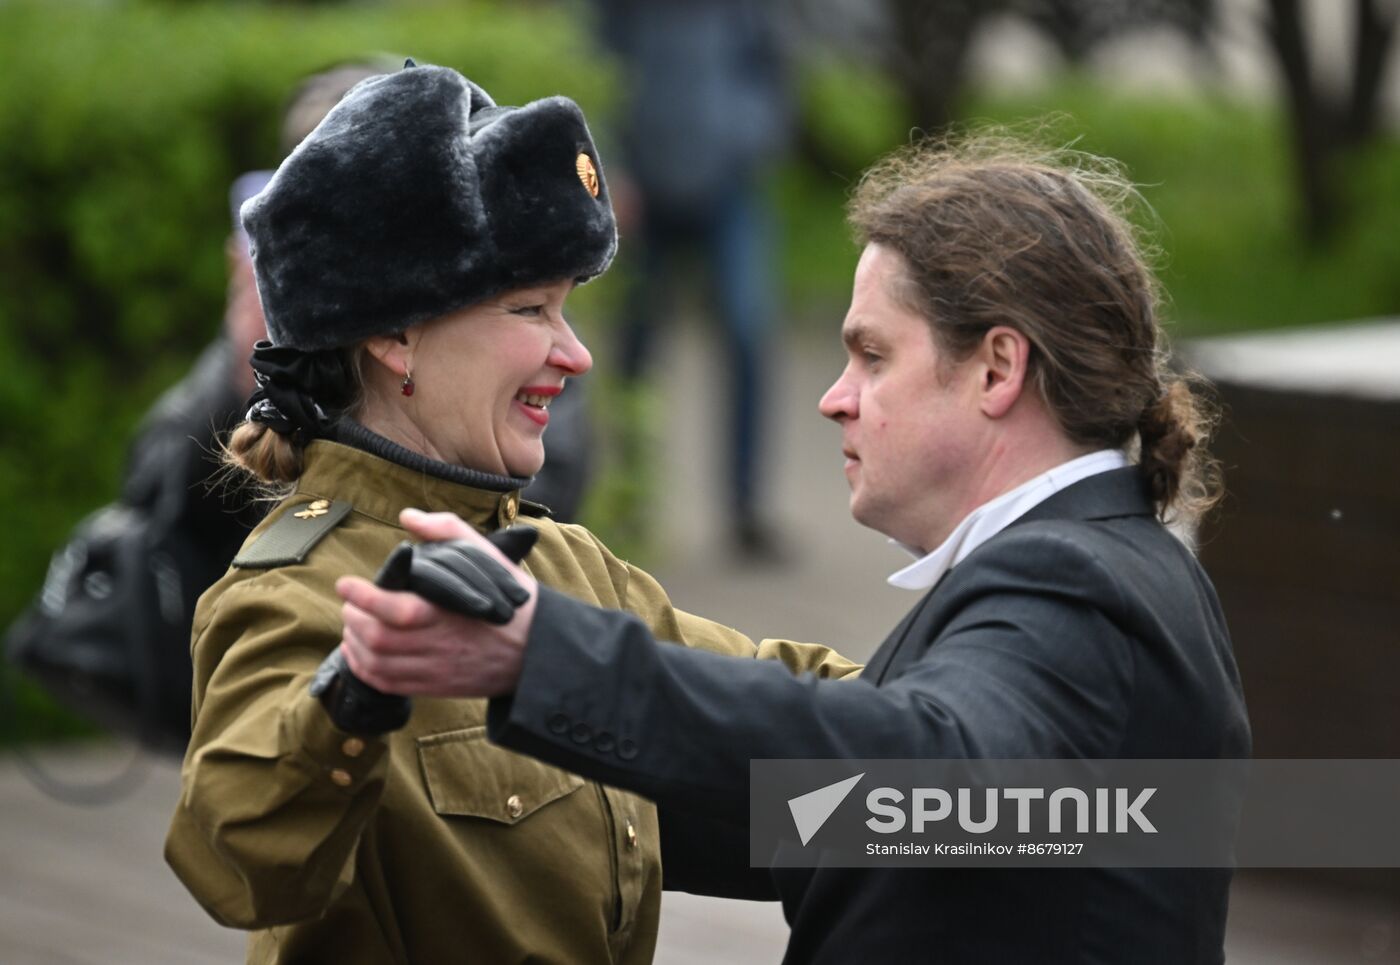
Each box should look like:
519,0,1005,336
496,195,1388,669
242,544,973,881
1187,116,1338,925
401,370,415,397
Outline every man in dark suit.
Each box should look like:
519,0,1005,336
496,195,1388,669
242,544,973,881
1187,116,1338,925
337,139,1250,962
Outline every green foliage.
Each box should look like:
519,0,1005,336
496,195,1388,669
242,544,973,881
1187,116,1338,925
0,0,619,743
971,78,1400,335
775,56,905,313
575,376,660,567
776,63,1400,337
797,54,909,175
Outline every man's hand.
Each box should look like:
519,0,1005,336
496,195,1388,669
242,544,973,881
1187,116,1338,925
334,509,540,698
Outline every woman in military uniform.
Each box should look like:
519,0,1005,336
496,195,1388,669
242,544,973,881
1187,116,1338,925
164,62,856,964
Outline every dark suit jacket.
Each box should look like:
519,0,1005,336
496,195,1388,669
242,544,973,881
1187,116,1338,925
488,468,1251,963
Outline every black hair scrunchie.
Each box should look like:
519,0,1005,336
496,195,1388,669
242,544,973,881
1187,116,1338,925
244,340,354,444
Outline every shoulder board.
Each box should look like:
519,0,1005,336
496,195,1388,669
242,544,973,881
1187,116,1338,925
233,498,353,569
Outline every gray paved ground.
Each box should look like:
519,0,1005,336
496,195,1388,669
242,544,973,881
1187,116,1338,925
1,325,1395,962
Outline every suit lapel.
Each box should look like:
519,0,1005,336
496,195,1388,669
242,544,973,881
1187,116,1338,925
864,577,945,685
863,468,1154,687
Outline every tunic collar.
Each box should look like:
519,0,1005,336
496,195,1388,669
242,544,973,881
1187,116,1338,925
295,439,523,533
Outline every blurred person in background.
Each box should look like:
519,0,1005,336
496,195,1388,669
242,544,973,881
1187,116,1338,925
164,62,857,964
593,0,793,559
338,136,1251,964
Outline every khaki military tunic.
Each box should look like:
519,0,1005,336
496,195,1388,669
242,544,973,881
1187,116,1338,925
165,441,857,964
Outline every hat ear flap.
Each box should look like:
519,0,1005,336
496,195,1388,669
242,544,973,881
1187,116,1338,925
473,98,615,289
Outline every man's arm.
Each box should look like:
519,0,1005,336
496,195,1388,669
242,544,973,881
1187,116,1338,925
560,521,862,678
340,520,1134,830
620,557,864,679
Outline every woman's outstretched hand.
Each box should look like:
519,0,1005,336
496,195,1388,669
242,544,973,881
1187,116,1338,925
335,509,540,698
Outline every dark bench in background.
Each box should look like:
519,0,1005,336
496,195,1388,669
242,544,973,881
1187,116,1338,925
1188,320,1399,760
1188,320,1399,897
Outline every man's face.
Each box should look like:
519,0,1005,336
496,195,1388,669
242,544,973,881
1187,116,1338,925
818,244,985,552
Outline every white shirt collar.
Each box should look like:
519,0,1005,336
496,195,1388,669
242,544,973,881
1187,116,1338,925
886,449,1131,591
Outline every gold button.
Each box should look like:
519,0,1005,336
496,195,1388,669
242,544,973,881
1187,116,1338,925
626,820,637,850
341,737,365,758
330,768,353,788
506,794,524,819
502,495,518,523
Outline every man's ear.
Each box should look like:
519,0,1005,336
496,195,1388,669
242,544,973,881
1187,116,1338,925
977,326,1032,419
362,328,417,380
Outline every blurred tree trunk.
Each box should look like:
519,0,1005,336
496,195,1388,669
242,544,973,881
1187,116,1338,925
1032,0,1094,64
1020,0,1217,65
1347,0,1397,142
883,0,991,135
1265,0,1397,246
787,0,998,177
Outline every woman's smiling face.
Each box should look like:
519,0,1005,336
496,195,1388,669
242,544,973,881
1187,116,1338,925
402,278,593,477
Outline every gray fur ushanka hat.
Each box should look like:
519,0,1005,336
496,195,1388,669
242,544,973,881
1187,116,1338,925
242,61,616,352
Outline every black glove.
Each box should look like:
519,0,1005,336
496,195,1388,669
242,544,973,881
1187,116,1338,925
311,527,538,735
308,647,412,736
375,527,536,625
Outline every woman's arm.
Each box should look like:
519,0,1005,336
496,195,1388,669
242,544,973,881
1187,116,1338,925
571,523,863,678
165,575,390,929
